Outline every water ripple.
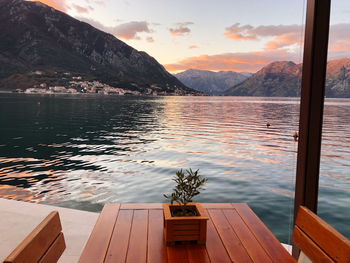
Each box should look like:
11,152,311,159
0,95,349,242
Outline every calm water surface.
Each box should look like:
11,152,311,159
0,94,349,243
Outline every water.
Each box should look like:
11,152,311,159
0,94,349,243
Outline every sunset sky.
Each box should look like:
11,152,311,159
31,0,350,73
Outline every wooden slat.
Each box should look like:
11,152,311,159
126,210,148,263
167,245,189,263
120,203,234,209
186,244,211,263
233,203,296,263
78,204,120,263
105,210,133,263
292,226,334,263
4,211,62,263
223,209,273,263
173,225,200,230
202,203,235,209
208,209,252,263
39,233,66,263
205,214,232,263
295,206,350,263
120,203,162,210
148,209,168,263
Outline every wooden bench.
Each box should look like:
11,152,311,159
292,206,350,263
3,211,66,263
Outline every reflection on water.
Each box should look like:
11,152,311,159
0,94,349,242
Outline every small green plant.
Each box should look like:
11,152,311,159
164,169,208,216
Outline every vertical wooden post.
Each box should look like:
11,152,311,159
293,0,331,258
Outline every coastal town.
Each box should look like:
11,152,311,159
15,71,173,96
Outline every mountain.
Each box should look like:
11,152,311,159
325,58,350,97
224,59,350,97
223,61,302,97
174,69,250,95
0,0,198,95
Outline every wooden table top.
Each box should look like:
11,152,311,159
78,203,296,263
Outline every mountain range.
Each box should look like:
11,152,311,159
224,59,350,97
0,0,199,95
177,59,350,98
174,69,251,95
223,61,302,97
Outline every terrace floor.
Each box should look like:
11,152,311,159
0,198,98,263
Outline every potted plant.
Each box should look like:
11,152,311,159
163,169,208,245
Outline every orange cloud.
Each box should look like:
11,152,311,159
265,32,302,50
72,4,90,14
164,50,298,73
146,37,154,43
225,23,303,52
224,23,257,41
114,21,152,40
188,45,198,49
169,22,193,37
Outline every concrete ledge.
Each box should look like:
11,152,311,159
0,198,99,263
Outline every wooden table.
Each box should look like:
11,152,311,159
78,203,296,263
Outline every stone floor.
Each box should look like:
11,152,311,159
0,198,99,263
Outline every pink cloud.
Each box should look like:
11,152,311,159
113,21,152,40
328,23,350,59
72,4,90,14
225,23,303,51
265,32,301,50
188,45,198,49
224,23,257,40
224,23,301,41
146,37,154,43
169,22,193,36
164,50,298,73
94,0,105,6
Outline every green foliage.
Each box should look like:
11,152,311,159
164,169,208,214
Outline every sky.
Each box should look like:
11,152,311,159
31,0,350,73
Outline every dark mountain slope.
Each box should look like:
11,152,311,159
224,61,302,97
224,59,350,97
0,0,197,94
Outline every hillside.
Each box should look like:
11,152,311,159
224,61,302,97
0,0,199,95
325,58,350,97
224,59,350,98
175,69,250,95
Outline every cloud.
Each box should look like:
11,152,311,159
146,37,154,43
223,23,350,53
166,22,350,73
94,0,105,5
72,4,90,14
169,22,194,36
164,50,298,73
265,32,301,50
225,23,301,41
77,17,153,41
224,23,303,51
114,21,152,40
224,23,257,40
188,45,198,49
327,23,350,59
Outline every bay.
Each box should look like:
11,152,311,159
0,94,349,243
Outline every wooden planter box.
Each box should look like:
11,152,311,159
163,203,208,245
